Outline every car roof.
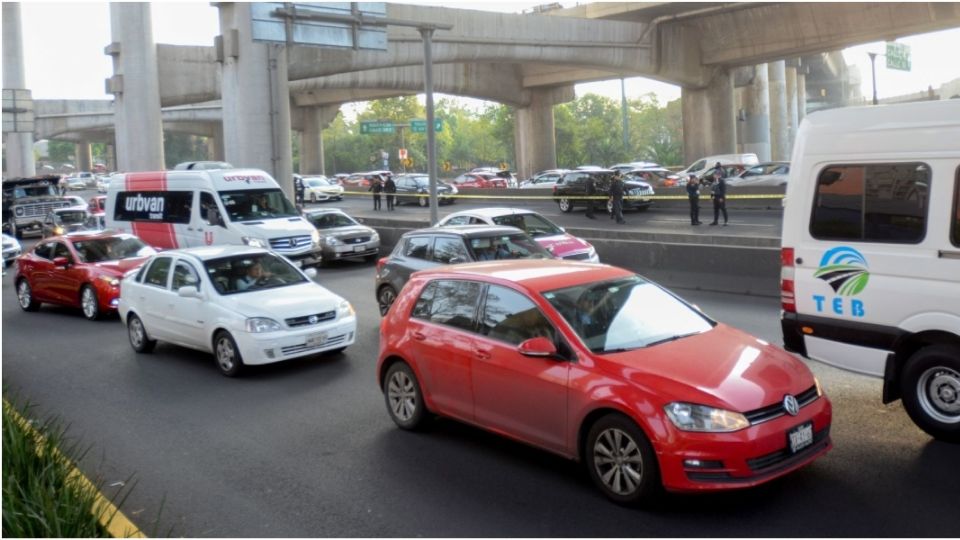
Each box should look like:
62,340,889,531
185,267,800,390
153,244,268,261
49,230,133,242
405,224,523,238
443,207,536,219
413,260,634,293
302,207,348,215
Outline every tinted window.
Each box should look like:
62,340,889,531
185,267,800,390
114,191,193,224
172,261,201,291
492,213,562,238
52,242,72,262
200,192,221,226
480,285,555,346
953,168,960,247
220,188,297,221
810,163,930,243
33,242,55,261
144,257,172,288
412,280,482,332
432,237,469,264
306,212,357,229
403,236,431,260
204,253,307,294
467,234,552,261
72,236,155,263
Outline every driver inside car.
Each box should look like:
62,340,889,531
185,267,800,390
235,261,270,291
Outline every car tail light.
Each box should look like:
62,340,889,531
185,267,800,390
376,257,388,274
781,247,796,313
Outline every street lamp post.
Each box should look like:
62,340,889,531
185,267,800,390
867,52,878,105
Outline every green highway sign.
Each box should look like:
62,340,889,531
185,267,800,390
360,121,395,134
886,42,911,71
410,119,443,133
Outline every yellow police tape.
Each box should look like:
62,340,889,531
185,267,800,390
3,399,147,538
342,191,785,200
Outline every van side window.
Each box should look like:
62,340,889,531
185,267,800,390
114,191,193,224
200,192,220,225
952,168,960,247
809,163,930,243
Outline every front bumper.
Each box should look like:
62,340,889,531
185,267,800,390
232,316,358,365
281,247,324,268
657,395,832,492
323,241,380,261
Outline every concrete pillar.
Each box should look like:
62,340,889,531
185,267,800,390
299,106,340,176
76,141,93,172
107,3,164,171
768,60,789,161
797,71,807,124
681,67,736,165
206,124,225,161
2,3,36,177
106,144,117,172
218,3,293,198
514,86,574,181
786,64,799,155
742,63,771,162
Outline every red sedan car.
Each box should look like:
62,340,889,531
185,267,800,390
452,172,508,189
88,195,107,216
377,260,832,504
14,231,156,320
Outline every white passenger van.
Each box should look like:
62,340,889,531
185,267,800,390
680,153,759,178
780,100,960,442
105,169,322,267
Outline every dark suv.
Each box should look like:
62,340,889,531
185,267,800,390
552,169,655,214
374,225,552,315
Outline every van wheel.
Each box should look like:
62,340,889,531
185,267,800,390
558,198,573,213
900,345,960,443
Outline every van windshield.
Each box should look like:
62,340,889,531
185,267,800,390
219,189,298,222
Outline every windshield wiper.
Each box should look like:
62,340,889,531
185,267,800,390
644,331,700,348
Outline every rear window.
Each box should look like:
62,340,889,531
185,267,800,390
809,163,930,243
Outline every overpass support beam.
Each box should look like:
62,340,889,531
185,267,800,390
76,141,92,172
786,63,799,152
797,69,807,124
208,123,225,161
681,67,735,166
217,3,293,197
299,106,340,176
107,3,165,171
514,86,574,181
741,64,771,162
768,60,789,161
2,3,36,177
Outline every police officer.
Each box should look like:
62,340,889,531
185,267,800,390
709,163,728,226
609,172,626,224
686,174,702,225
585,174,597,220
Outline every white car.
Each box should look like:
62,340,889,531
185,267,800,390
726,162,790,187
301,175,344,202
63,195,88,210
118,245,357,376
519,169,568,190
2,233,22,268
67,177,87,191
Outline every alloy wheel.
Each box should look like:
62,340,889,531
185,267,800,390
592,427,645,496
387,370,418,422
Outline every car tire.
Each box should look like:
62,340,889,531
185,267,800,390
80,285,101,321
377,285,398,317
900,345,960,442
16,278,40,312
418,195,428,208
384,362,428,430
214,330,244,377
558,198,573,213
585,413,660,505
127,313,156,353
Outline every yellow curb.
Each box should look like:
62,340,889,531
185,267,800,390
3,399,147,538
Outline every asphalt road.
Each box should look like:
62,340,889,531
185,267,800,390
2,253,957,537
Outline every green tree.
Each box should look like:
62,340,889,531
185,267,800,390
47,140,74,164
163,132,208,168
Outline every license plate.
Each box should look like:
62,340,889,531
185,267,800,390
354,245,366,252
305,332,328,348
787,421,814,453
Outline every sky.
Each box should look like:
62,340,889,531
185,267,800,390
15,1,960,108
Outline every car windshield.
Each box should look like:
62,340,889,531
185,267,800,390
56,211,88,224
219,189,298,222
467,234,552,261
305,178,331,187
73,236,157,263
543,275,714,354
205,252,308,295
407,176,429,187
491,213,563,238
305,212,357,229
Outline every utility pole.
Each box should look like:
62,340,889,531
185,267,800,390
867,52,878,105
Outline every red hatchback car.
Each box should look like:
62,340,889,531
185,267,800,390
14,231,156,320
377,260,832,504
452,172,509,189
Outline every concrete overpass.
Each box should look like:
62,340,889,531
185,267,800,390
5,2,960,186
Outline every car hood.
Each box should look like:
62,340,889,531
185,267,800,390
309,185,343,192
230,217,314,238
534,233,592,257
220,282,343,319
599,324,814,412
95,257,151,276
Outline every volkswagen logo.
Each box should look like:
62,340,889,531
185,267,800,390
783,395,800,416
308,315,319,325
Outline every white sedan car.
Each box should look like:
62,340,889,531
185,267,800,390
301,175,345,202
118,245,357,376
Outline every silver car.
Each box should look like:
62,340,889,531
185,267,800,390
302,208,380,265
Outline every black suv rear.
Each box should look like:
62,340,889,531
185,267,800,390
374,225,552,315
552,169,655,214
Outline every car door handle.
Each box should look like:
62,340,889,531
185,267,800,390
412,331,426,341
474,348,492,360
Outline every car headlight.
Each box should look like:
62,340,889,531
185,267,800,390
245,317,282,333
370,231,379,241
242,236,267,248
664,402,749,432
323,235,340,246
338,299,355,318
98,275,120,287
450,186,459,194
311,230,321,246
814,376,824,397
54,227,64,235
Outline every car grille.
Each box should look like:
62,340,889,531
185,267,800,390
563,252,592,261
746,427,830,472
16,201,71,218
280,332,347,355
743,385,820,425
285,310,336,328
342,236,371,245
269,235,313,252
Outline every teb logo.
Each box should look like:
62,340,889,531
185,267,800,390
813,246,870,296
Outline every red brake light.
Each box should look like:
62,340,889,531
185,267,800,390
780,247,796,312
781,247,795,268
376,257,388,274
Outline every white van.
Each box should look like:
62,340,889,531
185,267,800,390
680,153,759,178
105,169,322,267
780,100,960,442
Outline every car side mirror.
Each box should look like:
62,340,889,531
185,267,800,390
53,256,70,268
517,336,557,358
303,267,318,279
177,286,202,299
